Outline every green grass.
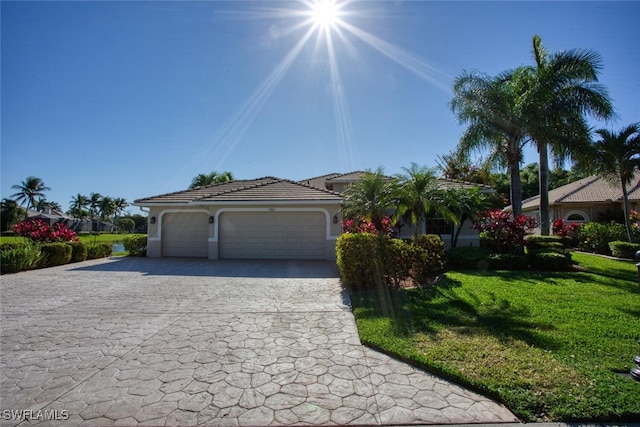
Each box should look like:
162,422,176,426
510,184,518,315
351,252,640,422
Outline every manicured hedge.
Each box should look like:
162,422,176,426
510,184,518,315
123,235,147,256
336,233,446,290
68,242,88,263
86,242,112,259
488,253,528,270
608,241,640,259
40,243,72,267
530,251,573,271
446,246,492,270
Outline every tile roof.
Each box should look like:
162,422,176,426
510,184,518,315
299,173,343,189
436,178,495,192
134,177,341,205
521,172,640,210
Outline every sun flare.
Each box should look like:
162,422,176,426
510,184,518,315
311,0,339,28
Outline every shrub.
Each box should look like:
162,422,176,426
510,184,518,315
446,246,491,270
86,242,112,259
608,241,640,259
68,242,88,263
381,238,414,288
118,218,136,233
488,253,528,270
14,219,78,243
123,235,147,256
342,216,393,235
40,243,73,267
411,234,446,283
576,222,626,255
473,209,537,254
0,244,42,274
0,242,28,253
530,251,572,271
336,233,385,290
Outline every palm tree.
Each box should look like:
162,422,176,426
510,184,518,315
68,194,90,219
112,197,128,224
342,167,398,231
442,187,489,247
89,192,102,219
584,123,640,242
1,198,23,231
10,176,50,218
395,163,456,237
451,69,528,216
189,171,234,189
98,196,116,222
522,35,614,235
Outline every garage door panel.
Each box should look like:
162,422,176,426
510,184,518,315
220,211,326,260
162,213,209,258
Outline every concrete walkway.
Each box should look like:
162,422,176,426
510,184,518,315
1,257,518,426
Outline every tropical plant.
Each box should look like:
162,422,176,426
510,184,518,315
342,167,398,232
582,123,640,241
98,196,115,222
10,176,50,218
35,198,62,213
521,35,614,235
89,192,102,219
474,209,537,254
395,163,457,237
442,187,489,247
189,170,234,188
1,198,23,232
14,219,78,243
112,197,128,223
451,69,528,216
68,194,90,219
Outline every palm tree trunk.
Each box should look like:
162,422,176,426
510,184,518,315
621,177,633,242
539,142,550,235
510,162,523,217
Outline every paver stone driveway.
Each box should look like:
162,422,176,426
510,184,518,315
1,257,517,426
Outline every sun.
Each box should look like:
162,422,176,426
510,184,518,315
311,0,339,28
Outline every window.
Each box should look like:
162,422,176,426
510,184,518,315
425,215,454,235
565,211,588,222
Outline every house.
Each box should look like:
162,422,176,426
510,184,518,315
26,209,116,232
133,172,488,260
517,173,640,225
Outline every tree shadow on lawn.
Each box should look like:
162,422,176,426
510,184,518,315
352,274,561,351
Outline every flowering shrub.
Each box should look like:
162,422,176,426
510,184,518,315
552,218,579,238
342,216,392,235
14,219,78,243
473,209,537,254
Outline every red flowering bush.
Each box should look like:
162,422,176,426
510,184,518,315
552,218,579,238
473,209,537,254
342,216,392,235
14,219,78,243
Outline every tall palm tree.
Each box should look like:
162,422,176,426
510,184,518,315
10,176,50,218
112,197,128,224
451,69,528,216
342,167,398,231
89,192,102,219
68,194,90,219
1,198,23,231
442,186,489,247
395,163,456,237
98,196,116,222
522,35,614,235
189,171,234,189
584,123,640,242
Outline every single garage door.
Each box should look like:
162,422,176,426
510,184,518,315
162,212,209,257
219,211,326,260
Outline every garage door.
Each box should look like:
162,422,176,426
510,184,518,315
162,212,209,257
219,211,326,260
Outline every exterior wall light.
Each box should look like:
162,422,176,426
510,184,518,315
209,216,214,224
150,217,156,224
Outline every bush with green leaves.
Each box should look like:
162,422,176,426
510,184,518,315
488,253,528,270
118,218,136,233
123,235,147,256
412,234,446,283
608,241,640,259
446,246,492,270
40,243,73,267
68,242,87,263
0,242,28,253
86,242,112,259
1,244,42,274
526,235,564,249
529,251,573,271
336,233,385,291
576,222,626,254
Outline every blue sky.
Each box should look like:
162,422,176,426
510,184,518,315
2,1,638,214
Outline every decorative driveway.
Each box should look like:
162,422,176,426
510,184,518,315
1,257,518,426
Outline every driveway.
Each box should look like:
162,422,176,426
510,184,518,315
1,257,517,426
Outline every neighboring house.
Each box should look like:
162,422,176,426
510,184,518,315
26,208,115,232
133,172,489,260
512,173,640,227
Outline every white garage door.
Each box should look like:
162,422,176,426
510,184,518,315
219,211,326,260
162,212,209,257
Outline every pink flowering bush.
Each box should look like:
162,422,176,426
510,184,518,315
342,216,393,235
552,218,579,238
13,219,78,243
473,209,537,254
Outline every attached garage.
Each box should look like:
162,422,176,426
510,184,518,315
162,212,209,257
219,211,326,260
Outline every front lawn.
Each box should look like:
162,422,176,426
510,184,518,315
351,251,640,422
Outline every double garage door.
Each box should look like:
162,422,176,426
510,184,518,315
162,211,327,259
